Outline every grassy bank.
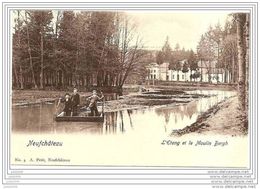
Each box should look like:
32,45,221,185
12,90,92,106
12,88,213,116
171,96,248,136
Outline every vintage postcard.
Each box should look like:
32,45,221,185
1,1,258,188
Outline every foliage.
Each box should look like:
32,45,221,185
182,61,189,73
187,50,198,71
12,10,145,89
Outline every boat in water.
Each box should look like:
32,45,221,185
54,102,104,122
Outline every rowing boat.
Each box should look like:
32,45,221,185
55,113,104,122
55,102,104,122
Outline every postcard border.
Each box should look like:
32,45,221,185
1,1,258,186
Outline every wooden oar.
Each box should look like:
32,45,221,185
55,98,62,116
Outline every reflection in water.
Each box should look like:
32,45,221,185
12,90,236,136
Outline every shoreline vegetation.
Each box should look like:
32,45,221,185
171,96,247,136
12,87,211,109
12,83,234,106
12,85,247,136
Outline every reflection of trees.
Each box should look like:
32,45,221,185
104,110,129,134
104,109,135,134
119,111,125,132
104,111,118,134
127,109,133,128
155,102,198,125
155,108,171,125
186,101,198,119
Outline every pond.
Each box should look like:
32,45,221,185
11,89,249,167
12,89,236,136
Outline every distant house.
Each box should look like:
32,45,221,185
168,60,191,82
198,60,231,83
146,62,159,80
146,60,231,83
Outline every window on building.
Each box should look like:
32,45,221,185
172,75,175,79
182,75,184,79
154,75,156,79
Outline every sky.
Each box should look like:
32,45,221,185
11,10,233,51
126,11,231,51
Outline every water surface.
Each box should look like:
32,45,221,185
12,90,236,136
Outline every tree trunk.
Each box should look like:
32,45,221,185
232,55,235,83
245,13,250,112
208,61,211,83
200,63,203,82
19,65,24,89
16,10,24,89
236,14,246,111
224,68,227,83
13,63,19,88
40,29,44,89
25,13,38,89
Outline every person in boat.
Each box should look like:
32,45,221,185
87,90,104,116
71,87,80,116
58,93,72,116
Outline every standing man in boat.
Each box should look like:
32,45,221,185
87,90,104,116
58,93,72,116
71,87,80,116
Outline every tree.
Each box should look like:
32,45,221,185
169,54,182,81
24,11,38,89
114,13,145,88
207,24,223,67
244,13,249,113
161,36,172,62
235,13,247,111
197,34,215,82
187,50,198,81
12,10,24,89
219,34,237,83
11,10,146,90
190,71,201,81
182,61,189,81
22,10,54,89
156,51,164,65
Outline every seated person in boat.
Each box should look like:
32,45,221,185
71,87,80,116
87,90,104,116
57,93,72,116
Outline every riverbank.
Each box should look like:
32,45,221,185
12,87,214,105
171,96,248,136
12,89,213,114
122,82,235,92
12,90,92,106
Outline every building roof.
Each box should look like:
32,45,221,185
159,62,169,69
146,62,159,68
208,68,226,74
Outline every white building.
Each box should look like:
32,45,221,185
146,62,160,80
146,60,231,83
197,60,231,83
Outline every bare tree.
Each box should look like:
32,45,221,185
236,13,246,111
13,10,24,89
244,13,250,112
24,11,38,89
115,14,145,88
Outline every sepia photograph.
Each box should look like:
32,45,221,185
1,0,259,187
10,9,251,168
